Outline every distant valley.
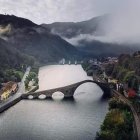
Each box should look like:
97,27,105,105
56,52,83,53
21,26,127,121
0,14,139,70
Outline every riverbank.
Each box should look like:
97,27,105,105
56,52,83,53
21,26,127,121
81,61,139,140
95,97,135,140
0,96,22,113
0,67,31,113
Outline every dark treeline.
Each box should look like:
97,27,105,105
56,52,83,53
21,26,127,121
0,38,36,85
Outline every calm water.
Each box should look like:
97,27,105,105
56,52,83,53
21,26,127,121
0,65,108,140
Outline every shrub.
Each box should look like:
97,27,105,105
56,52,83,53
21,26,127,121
109,98,130,111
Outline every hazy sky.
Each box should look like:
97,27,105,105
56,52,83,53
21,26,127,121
0,0,121,24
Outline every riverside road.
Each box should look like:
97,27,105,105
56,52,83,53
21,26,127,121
0,67,31,113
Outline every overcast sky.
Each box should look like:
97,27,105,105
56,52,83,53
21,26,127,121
0,0,121,24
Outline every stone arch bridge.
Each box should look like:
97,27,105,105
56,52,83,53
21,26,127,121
22,80,111,99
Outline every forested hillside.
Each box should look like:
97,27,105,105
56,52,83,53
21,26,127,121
0,38,35,85
0,14,81,87
105,51,140,82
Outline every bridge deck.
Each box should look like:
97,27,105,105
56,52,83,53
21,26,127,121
22,80,110,99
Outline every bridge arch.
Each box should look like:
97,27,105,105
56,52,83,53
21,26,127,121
52,91,64,100
73,81,103,96
28,95,34,100
69,80,111,98
72,80,103,94
38,94,47,100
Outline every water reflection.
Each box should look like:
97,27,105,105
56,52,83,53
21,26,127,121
38,65,92,91
52,92,64,100
38,94,47,100
62,97,75,103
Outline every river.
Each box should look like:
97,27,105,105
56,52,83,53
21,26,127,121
0,65,108,140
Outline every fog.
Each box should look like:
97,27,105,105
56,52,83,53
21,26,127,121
65,0,140,46
64,34,109,46
101,0,140,44
1,0,140,46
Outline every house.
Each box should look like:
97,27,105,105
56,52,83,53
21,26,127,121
0,81,18,101
1,90,10,100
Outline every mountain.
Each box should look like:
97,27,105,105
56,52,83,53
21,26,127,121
0,14,79,63
0,38,34,70
42,15,107,38
0,14,37,28
0,37,38,83
42,15,139,57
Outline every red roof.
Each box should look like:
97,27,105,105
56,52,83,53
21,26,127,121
128,89,136,98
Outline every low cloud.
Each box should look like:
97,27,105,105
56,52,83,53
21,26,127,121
64,34,110,46
99,0,140,45
65,0,140,46
0,0,120,24
1,0,140,46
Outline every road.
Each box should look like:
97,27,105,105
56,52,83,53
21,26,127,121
17,66,31,93
0,67,31,112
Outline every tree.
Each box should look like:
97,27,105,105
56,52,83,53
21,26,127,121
105,64,115,76
0,82,2,89
24,79,29,89
96,98,134,140
15,73,21,82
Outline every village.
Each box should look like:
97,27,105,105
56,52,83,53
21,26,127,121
83,53,140,112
